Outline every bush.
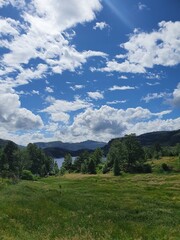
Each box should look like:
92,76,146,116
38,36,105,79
161,163,171,172
142,164,152,173
132,164,152,173
59,167,66,176
21,170,34,180
102,164,110,174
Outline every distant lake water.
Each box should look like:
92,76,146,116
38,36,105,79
54,157,77,168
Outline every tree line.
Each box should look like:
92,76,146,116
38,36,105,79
0,141,59,181
1,135,179,180
61,134,180,176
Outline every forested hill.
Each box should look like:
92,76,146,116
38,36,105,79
0,139,10,148
35,140,106,151
103,129,180,155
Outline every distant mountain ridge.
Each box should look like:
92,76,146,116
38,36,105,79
35,140,106,152
0,130,179,158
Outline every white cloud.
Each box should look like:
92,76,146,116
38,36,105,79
66,105,176,142
41,98,92,123
138,2,148,11
45,86,54,93
172,83,180,107
94,60,146,73
0,91,43,131
0,18,21,37
115,54,126,59
122,21,180,68
109,85,137,91
70,85,85,91
30,0,102,32
146,82,160,86
87,91,104,100
0,0,106,87
93,21,180,74
93,21,109,30
32,90,40,95
0,0,25,9
118,75,128,79
107,100,127,105
142,92,171,103
146,72,161,79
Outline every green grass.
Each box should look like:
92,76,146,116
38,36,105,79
150,156,180,173
0,158,180,240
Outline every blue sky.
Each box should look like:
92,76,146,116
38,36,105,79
0,0,180,145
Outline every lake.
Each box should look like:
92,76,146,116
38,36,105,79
54,156,77,168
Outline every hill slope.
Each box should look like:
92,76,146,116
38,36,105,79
103,129,180,154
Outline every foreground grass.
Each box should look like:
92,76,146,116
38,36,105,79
0,165,180,239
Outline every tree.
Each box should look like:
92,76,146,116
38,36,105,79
81,161,88,174
27,143,55,177
88,158,96,174
73,151,89,172
62,153,72,172
13,148,31,177
123,134,145,173
3,141,18,173
113,158,120,176
92,148,103,165
106,140,127,172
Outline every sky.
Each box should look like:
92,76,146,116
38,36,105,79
0,0,180,145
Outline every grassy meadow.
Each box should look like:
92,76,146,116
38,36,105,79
0,157,180,240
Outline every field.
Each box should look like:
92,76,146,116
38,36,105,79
0,157,180,240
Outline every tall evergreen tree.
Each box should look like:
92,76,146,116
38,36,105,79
113,158,120,176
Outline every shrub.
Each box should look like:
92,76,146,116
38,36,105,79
59,167,66,176
102,164,109,174
142,164,152,173
161,163,171,172
21,170,34,180
132,164,152,173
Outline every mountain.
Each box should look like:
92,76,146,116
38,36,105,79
103,129,180,155
35,140,106,152
0,139,10,148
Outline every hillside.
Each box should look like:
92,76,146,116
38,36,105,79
0,139,10,148
103,129,180,155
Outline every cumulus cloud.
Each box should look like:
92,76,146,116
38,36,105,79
87,91,104,100
0,91,43,130
172,83,180,107
122,21,180,68
93,21,109,30
66,105,175,142
93,21,180,74
41,98,92,123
